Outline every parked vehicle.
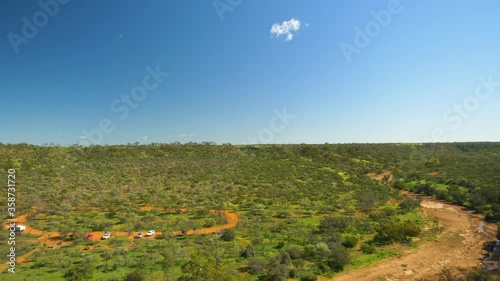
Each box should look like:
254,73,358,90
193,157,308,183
146,230,155,236
14,225,26,232
101,232,111,240
85,234,94,240
135,232,143,239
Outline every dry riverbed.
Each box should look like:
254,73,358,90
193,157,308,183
328,191,498,281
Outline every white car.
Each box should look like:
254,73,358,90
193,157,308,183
146,230,155,236
14,225,26,232
135,232,143,239
101,232,111,240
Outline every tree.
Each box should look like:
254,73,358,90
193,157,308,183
73,227,90,241
318,216,353,234
286,247,303,259
241,244,254,258
124,212,139,236
125,269,145,281
327,243,350,272
299,272,318,281
159,245,176,279
374,219,421,244
248,257,266,274
311,242,331,261
263,258,289,281
56,223,72,241
398,197,420,212
203,218,216,228
341,234,358,248
278,251,291,265
220,229,236,241
178,253,233,281
360,243,375,254
64,256,96,280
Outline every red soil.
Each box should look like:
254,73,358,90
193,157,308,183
1,207,240,271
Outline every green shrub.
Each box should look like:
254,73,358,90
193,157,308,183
220,229,236,241
286,247,303,259
248,257,266,274
360,243,375,254
299,272,318,281
125,269,145,281
341,234,358,248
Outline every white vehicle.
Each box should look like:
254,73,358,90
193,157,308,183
101,232,111,240
135,232,143,239
146,230,155,236
14,225,26,232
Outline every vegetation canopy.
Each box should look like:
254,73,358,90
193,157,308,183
0,142,499,280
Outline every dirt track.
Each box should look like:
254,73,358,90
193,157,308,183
328,189,498,280
1,207,240,271
366,171,393,181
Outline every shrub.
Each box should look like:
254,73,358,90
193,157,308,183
327,243,350,272
398,197,420,212
341,234,358,248
279,251,292,265
125,269,145,281
248,257,266,274
275,211,292,218
286,247,303,259
203,218,216,228
264,263,289,281
241,244,254,258
374,219,421,244
220,229,236,241
299,272,318,281
360,243,375,254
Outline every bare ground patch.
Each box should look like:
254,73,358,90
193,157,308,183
327,192,498,281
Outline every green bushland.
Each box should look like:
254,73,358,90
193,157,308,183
0,142,498,280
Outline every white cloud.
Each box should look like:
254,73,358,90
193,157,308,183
178,134,193,138
79,136,87,139
270,18,301,41
136,136,149,143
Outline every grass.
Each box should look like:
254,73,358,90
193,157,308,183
1,265,67,281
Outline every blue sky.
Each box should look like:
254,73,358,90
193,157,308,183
1,0,499,145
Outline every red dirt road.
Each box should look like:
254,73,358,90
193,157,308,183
1,208,240,272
